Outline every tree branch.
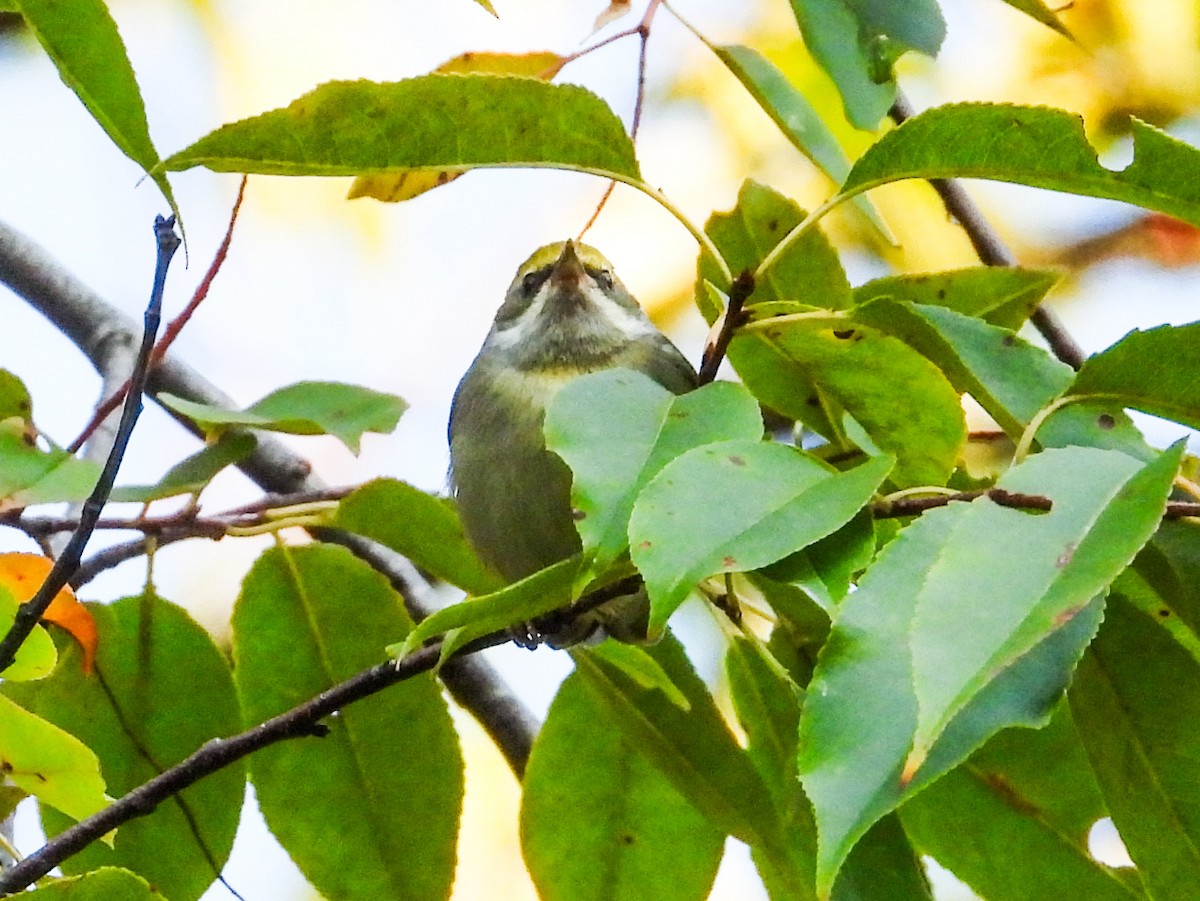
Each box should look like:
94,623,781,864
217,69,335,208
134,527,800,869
0,630,511,894
0,216,539,777
890,92,1087,370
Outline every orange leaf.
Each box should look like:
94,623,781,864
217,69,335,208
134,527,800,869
0,552,97,673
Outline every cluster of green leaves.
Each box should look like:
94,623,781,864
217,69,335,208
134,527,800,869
4,0,1200,899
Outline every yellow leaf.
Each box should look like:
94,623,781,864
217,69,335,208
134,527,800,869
347,51,566,203
593,0,633,33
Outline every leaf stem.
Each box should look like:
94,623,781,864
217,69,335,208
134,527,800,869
1013,394,1079,463
752,194,845,284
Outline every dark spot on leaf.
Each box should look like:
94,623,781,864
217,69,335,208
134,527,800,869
936,288,946,299
18,400,29,412
729,455,746,466
436,171,451,185
722,556,736,568
767,219,779,232
833,329,856,340
806,395,820,407
982,772,1041,815
1057,544,1075,567
1001,335,1015,347
572,508,586,521
1159,608,1171,618
1097,413,1115,430
0,760,10,773
621,834,635,845
669,410,689,420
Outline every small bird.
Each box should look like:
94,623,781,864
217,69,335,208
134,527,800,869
449,240,697,645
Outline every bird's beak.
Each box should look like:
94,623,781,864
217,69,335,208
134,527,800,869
550,240,587,288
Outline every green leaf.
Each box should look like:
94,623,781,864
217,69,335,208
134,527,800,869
0,369,33,424
851,267,1058,331
1037,400,1156,460
835,816,934,901
1112,545,1200,668
110,433,256,503
1070,322,1200,430
4,594,242,901
1071,594,1200,900
760,509,876,615
698,180,851,312
159,381,405,453
0,785,25,821
908,443,1182,770
997,0,1076,40
726,637,802,810
22,868,168,899
571,635,797,889
726,637,932,900
711,45,889,237
333,478,501,596
0,425,99,505
544,370,762,583
630,446,893,632
12,0,174,210
788,0,945,129
163,75,640,182
521,663,722,901
1140,519,1200,645
842,104,1200,226
851,300,1074,435
0,693,108,826
726,635,820,899
901,710,1137,900
799,444,1180,893
737,316,965,485
586,642,691,710
389,556,579,659
0,583,57,681
233,544,462,901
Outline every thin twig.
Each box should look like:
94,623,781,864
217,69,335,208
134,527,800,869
873,488,1054,518
578,0,663,238
698,269,755,384
1166,502,1200,519
0,630,510,894
889,92,1086,370
69,179,248,453
0,487,357,543
0,217,179,674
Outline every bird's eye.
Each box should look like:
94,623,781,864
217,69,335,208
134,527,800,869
588,267,614,291
522,269,549,295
